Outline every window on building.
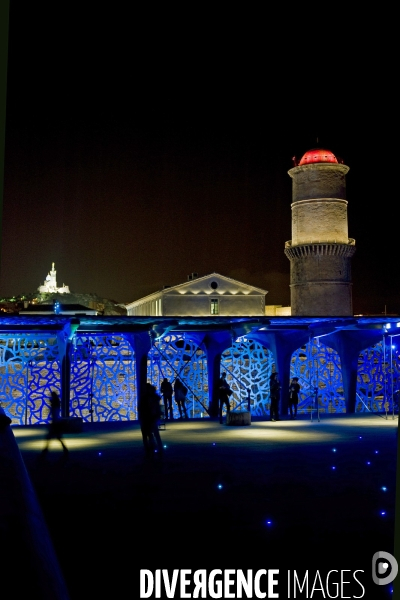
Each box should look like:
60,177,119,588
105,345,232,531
210,298,219,315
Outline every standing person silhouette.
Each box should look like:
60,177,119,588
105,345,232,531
269,372,281,422
217,372,232,424
288,376,301,419
173,378,188,419
41,391,69,459
160,377,173,420
138,383,163,457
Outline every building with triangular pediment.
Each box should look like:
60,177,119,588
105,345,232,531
125,272,290,316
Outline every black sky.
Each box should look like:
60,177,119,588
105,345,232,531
1,5,396,314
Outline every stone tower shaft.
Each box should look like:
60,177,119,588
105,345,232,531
285,155,356,316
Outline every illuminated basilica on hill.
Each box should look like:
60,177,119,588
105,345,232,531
0,149,399,425
38,263,70,295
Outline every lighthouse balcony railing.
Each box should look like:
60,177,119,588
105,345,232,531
285,238,355,248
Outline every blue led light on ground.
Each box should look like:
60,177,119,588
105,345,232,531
332,466,336,470
98,452,102,456
217,484,223,490
381,486,388,491
367,461,371,465
332,448,337,452
380,511,386,516
265,520,272,526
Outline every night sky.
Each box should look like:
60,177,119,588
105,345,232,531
1,5,396,314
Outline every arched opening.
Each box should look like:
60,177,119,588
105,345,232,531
148,333,208,419
290,339,345,414
356,340,400,414
0,334,61,425
221,338,274,416
70,334,136,422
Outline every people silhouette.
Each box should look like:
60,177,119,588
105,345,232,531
41,391,69,459
174,378,188,419
288,376,301,419
160,377,173,420
217,372,232,424
138,383,163,457
269,372,281,421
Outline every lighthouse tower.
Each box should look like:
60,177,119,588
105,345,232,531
284,148,356,316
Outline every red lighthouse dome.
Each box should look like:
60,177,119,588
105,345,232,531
299,148,338,165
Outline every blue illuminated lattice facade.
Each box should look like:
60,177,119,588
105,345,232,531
148,334,208,418
1,324,399,424
290,340,346,414
0,334,61,425
289,339,400,414
70,335,137,422
221,339,274,416
356,340,399,413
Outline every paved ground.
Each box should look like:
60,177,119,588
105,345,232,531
13,413,399,599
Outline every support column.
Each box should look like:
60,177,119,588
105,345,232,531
56,332,70,418
128,331,152,415
203,332,232,417
61,341,72,418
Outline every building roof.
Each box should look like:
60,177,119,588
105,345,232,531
164,272,268,294
299,148,338,165
125,272,268,308
20,304,98,315
0,314,398,336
